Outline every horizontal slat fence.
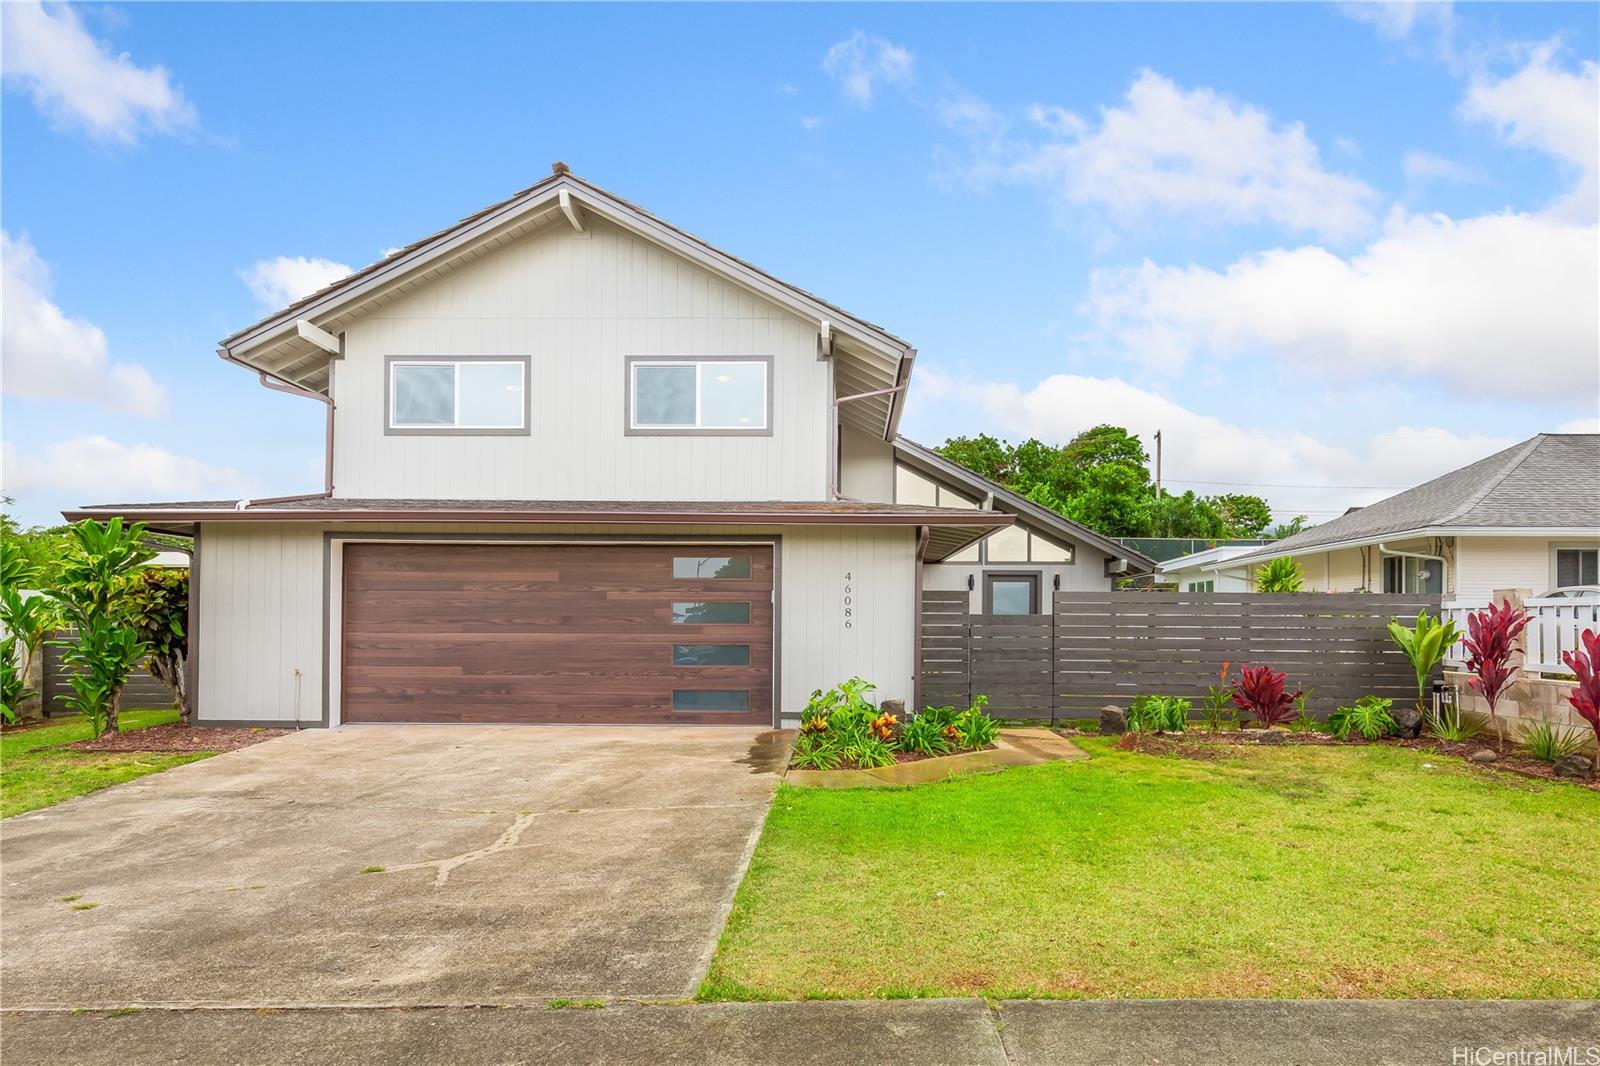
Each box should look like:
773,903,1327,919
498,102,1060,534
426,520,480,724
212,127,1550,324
919,591,971,710
42,631,173,717
1054,592,1439,718
971,614,1053,717
922,591,1441,721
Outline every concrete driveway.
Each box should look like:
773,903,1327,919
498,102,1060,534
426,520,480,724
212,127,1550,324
0,724,787,1009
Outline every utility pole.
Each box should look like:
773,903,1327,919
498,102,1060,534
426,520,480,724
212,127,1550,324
1154,430,1163,499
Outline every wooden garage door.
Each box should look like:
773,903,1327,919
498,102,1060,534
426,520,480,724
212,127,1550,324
341,542,773,725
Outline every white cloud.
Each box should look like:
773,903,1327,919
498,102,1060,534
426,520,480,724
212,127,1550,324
799,115,825,132
1339,2,1454,43
1462,43,1599,221
1556,416,1600,434
1087,208,1598,401
0,0,197,144
1,436,257,504
1,231,166,417
823,31,914,106
1402,149,1477,182
239,256,354,308
957,71,1377,240
936,371,1514,520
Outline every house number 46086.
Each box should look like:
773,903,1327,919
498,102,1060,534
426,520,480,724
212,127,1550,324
842,571,853,629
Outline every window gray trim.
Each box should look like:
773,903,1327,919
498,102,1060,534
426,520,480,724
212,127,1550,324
624,355,774,436
983,570,1043,615
1550,541,1600,590
383,355,532,436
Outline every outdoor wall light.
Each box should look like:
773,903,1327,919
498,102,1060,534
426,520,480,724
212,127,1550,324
1054,574,1061,590
967,574,975,591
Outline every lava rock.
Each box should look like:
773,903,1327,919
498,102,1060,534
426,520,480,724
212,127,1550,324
879,699,905,717
1553,753,1594,779
1390,704,1423,739
1254,729,1287,745
1099,705,1127,735
1469,749,1499,764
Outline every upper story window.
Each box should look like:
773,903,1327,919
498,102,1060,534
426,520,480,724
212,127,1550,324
627,358,769,435
388,357,528,434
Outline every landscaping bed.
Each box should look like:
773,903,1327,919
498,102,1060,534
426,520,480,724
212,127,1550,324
1103,728,1599,791
788,680,1001,772
68,722,285,753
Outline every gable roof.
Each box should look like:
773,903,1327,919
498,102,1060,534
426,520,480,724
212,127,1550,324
219,167,915,439
1231,433,1600,566
892,437,1158,572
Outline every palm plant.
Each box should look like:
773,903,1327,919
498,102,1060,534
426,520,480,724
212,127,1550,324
0,541,60,723
46,519,155,737
1386,610,1463,720
1254,557,1306,593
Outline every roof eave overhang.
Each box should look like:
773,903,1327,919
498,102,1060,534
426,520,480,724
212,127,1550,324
1229,525,1599,568
64,505,1014,530
219,175,912,393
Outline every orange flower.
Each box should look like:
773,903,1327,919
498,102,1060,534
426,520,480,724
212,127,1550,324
1220,661,1231,680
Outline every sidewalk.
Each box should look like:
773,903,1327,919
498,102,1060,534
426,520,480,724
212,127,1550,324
6,998,1597,1065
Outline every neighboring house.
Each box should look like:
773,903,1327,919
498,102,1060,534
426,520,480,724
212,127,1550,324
1225,434,1600,602
1157,544,1261,592
839,436,1153,614
69,168,1026,729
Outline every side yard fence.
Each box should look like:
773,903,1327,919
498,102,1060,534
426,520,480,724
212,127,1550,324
40,631,173,718
921,591,1441,722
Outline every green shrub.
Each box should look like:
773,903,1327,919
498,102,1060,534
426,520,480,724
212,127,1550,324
791,731,842,770
1200,669,1236,733
1328,696,1397,741
1521,722,1586,763
1127,694,1191,733
1254,556,1306,592
1290,689,1320,732
899,713,953,756
842,735,897,769
1426,701,1483,742
954,695,999,748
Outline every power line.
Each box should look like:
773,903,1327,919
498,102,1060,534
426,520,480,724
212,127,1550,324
1164,477,1408,490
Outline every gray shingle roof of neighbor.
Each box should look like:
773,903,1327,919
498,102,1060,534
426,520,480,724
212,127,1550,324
1231,433,1600,565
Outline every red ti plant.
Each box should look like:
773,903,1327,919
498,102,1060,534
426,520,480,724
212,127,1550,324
1229,665,1302,727
1461,599,1531,751
1561,628,1600,772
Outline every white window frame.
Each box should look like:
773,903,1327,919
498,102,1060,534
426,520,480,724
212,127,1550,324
387,357,528,433
1550,543,1600,589
626,358,770,434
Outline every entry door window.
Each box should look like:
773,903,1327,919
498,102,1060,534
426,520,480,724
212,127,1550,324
985,573,1041,615
1382,556,1443,595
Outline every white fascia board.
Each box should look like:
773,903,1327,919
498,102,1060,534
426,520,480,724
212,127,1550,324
223,177,909,370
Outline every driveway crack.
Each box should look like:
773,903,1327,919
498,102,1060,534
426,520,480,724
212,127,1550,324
382,811,538,887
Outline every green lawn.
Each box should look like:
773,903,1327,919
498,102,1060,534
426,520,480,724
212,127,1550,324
703,738,1600,1001
1,709,212,818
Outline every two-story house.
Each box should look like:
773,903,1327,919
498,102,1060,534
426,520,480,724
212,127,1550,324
72,168,1148,728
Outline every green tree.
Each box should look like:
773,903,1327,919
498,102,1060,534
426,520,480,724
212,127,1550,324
934,435,1012,483
1,502,74,579
1210,494,1274,537
126,568,190,723
1271,514,1312,539
1,542,62,723
47,519,155,737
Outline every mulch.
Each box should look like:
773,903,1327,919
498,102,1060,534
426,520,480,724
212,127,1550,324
1085,727,1599,791
67,724,288,753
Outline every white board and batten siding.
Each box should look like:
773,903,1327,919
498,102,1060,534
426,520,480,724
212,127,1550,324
332,216,831,502
196,521,915,725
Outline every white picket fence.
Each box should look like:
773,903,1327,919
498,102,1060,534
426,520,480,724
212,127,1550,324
1442,599,1599,675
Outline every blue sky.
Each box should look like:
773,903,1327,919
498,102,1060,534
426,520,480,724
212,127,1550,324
3,1,1596,527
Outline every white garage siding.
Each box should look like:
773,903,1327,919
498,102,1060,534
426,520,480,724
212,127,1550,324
194,521,916,726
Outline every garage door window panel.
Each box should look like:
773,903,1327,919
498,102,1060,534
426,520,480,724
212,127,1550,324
672,690,751,713
672,644,751,666
672,602,752,624
672,556,752,580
